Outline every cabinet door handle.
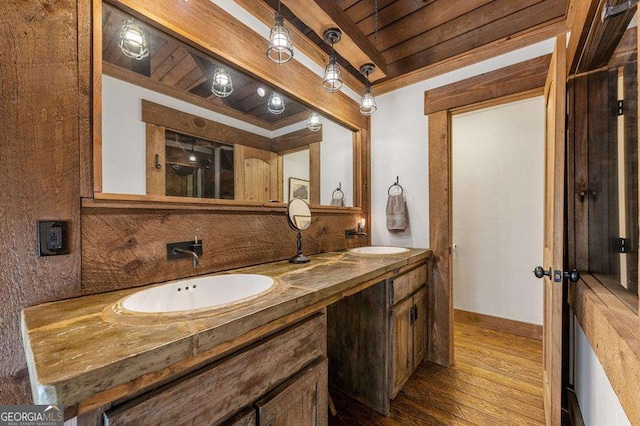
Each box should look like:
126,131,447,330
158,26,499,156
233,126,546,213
414,305,418,321
409,308,414,324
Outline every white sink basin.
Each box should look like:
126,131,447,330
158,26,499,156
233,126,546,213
350,246,410,255
121,274,275,314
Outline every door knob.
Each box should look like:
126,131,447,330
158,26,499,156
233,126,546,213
564,269,580,283
533,266,552,279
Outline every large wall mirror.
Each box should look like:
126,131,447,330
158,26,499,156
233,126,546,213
100,2,356,207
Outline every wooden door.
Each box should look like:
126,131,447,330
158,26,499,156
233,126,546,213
542,33,566,426
412,286,428,368
389,297,413,399
256,358,328,426
234,144,278,202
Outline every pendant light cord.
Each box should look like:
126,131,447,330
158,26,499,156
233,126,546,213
373,0,379,48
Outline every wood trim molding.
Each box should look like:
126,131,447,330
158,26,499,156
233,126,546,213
141,100,272,151
454,309,543,341
570,274,640,425
271,128,323,153
424,54,551,114
567,388,585,426
109,0,367,130
450,88,544,116
427,110,454,367
93,0,103,193
375,19,567,96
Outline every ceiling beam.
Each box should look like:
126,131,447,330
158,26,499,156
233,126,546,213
281,0,387,81
233,0,365,95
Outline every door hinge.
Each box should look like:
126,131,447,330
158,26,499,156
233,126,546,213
618,100,624,116
619,237,629,253
554,270,563,283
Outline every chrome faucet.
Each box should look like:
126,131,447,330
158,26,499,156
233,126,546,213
172,247,199,267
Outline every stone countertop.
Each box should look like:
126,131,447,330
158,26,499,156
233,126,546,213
21,248,430,407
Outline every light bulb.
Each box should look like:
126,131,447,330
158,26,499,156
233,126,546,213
307,112,321,132
359,87,377,116
268,93,286,115
212,68,233,97
118,19,149,60
323,58,343,93
267,12,293,64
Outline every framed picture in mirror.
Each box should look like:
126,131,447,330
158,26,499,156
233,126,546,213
289,178,310,204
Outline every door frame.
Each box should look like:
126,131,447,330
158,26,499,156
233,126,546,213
424,55,555,368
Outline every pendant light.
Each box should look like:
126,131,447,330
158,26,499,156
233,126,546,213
307,112,321,132
322,28,343,93
268,93,286,115
267,0,294,64
211,68,233,97
118,19,149,60
359,64,377,116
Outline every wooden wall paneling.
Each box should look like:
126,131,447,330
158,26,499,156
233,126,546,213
141,100,272,151
424,55,551,114
145,124,166,196
385,0,566,79
309,142,321,205
374,19,566,95
427,110,454,366
0,0,83,403
231,0,365,95
608,27,638,69
280,0,387,81
566,0,600,74
110,0,367,130
624,61,639,293
271,128,323,153
81,208,364,294
277,155,284,203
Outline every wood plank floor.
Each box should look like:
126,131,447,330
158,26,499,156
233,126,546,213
329,322,544,425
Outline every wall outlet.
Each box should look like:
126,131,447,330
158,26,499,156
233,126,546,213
37,221,69,256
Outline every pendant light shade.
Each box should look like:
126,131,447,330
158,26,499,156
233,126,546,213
307,112,321,132
267,7,293,64
268,93,286,115
118,19,149,60
211,68,233,97
322,28,343,93
359,63,377,116
359,86,377,116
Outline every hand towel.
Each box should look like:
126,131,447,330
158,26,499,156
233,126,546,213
386,194,407,231
330,196,345,207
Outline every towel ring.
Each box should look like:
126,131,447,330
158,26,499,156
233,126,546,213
332,182,344,200
388,176,404,195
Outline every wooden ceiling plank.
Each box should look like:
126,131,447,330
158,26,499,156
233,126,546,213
281,0,388,80
344,0,397,24
233,0,364,94
424,54,551,114
374,19,567,95
386,0,566,78
268,110,310,131
373,0,495,52
151,45,189,81
272,127,323,153
150,40,179,77
356,0,430,36
340,0,362,10
160,53,199,87
607,27,637,69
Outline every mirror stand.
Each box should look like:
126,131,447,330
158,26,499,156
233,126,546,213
290,231,310,264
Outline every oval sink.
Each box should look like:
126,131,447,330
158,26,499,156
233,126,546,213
120,274,275,314
350,246,410,255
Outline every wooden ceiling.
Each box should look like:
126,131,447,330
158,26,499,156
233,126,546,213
265,0,568,88
102,3,309,130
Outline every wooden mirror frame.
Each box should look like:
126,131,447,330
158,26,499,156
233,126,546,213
84,0,370,218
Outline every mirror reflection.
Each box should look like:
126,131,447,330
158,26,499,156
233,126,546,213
100,3,355,207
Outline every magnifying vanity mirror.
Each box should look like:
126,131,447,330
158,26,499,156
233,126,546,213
287,198,312,264
100,2,356,208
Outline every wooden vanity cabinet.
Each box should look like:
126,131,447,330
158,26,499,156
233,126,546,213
255,358,328,426
103,313,327,426
327,263,428,414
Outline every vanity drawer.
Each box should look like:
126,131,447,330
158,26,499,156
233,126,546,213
389,265,427,305
104,313,326,426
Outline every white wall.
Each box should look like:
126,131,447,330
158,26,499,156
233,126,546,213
320,118,354,206
370,39,555,248
283,150,309,202
451,97,544,324
575,320,631,426
102,75,271,195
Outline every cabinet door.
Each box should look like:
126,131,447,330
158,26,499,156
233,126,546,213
389,297,413,399
412,286,428,368
256,358,328,426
